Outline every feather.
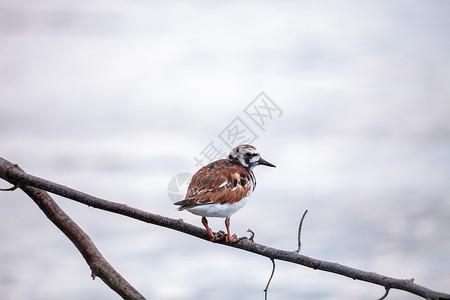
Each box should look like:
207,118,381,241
175,159,255,210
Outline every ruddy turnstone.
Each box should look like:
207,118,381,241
174,144,275,243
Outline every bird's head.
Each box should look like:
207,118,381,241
228,144,276,170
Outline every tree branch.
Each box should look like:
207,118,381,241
296,209,308,253
264,258,276,300
1,157,449,300
0,161,145,299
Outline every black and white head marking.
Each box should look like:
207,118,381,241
228,144,276,170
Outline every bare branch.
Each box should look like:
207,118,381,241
0,183,18,191
296,209,308,253
264,258,276,300
377,287,390,300
0,162,146,299
1,157,449,300
247,228,255,242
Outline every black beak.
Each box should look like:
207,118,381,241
258,157,276,167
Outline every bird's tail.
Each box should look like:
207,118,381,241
173,199,197,210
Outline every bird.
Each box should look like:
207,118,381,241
174,144,275,243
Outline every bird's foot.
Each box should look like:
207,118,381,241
211,230,226,242
225,234,246,243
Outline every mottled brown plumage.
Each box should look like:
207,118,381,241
174,144,275,243
176,159,255,209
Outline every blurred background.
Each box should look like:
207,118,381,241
0,1,449,299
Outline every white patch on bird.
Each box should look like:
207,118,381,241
185,197,249,218
238,157,248,167
218,181,227,188
250,156,259,163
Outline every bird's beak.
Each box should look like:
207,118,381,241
258,157,276,167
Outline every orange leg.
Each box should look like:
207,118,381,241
225,218,245,243
202,217,225,241
201,217,214,239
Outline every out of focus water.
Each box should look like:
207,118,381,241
0,1,449,299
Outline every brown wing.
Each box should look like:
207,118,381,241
175,159,254,210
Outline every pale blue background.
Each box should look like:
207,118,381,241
0,1,449,299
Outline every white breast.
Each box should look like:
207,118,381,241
186,197,249,218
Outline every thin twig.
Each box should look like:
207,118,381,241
296,209,308,253
1,157,449,300
247,229,255,242
264,258,276,300
377,287,390,300
0,184,18,191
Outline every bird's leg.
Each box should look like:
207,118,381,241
225,218,245,243
201,217,214,239
201,217,225,241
